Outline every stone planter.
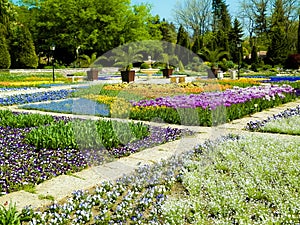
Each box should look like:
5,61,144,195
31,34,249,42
87,68,99,81
121,70,135,83
162,68,173,78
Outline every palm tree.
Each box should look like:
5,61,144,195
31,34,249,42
79,52,97,68
111,43,143,71
198,47,230,78
198,47,229,68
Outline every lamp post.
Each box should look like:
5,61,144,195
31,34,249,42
76,46,80,68
237,42,241,79
50,44,55,82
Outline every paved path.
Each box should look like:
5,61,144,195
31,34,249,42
0,82,299,211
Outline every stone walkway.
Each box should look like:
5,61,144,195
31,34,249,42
0,83,299,211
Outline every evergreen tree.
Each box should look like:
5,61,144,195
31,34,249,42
159,19,177,43
10,25,38,68
0,34,10,69
229,18,244,63
211,0,231,51
176,25,189,49
266,0,289,66
0,0,11,34
212,0,231,32
176,25,190,64
192,35,202,54
251,45,258,64
253,0,268,36
266,26,288,66
298,15,300,54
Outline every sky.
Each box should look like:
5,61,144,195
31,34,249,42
131,0,240,22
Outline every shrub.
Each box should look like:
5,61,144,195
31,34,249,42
0,35,11,69
10,25,38,69
140,62,150,69
285,54,300,69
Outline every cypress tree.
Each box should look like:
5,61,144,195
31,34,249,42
176,25,189,49
0,34,10,69
10,25,38,68
298,15,300,54
251,45,258,64
176,25,190,64
192,35,202,54
266,0,289,66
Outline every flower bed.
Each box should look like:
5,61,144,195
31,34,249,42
0,110,192,195
163,134,300,224
0,72,70,88
195,77,263,87
246,105,300,135
13,134,300,224
0,89,75,106
97,82,232,99
130,85,296,126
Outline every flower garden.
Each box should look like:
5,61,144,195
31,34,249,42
0,73,300,224
0,72,71,88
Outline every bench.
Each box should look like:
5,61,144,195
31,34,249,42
170,75,187,83
66,74,85,82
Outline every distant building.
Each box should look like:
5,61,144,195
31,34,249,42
246,51,267,59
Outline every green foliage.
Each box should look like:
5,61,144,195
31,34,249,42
140,62,150,69
298,15,300,53
198,47,230,67
0,202,21,225
176,25,189,50
218,59,234,72
0,34,10,69
0,110,54,128
0,72,65,82
25,119,149,151
212,0,231,32
191,35,202,54
251,45,258,64
159,19,177,43
79,52,97,68
110,43,143,71
229,18,244,63
17,0,160,66
0,0,13,35
10,25,38,69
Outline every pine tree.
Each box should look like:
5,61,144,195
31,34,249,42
229,18,244,63
10,25,38,68
0,34,10,69
266,0,289,66
212,0,231,32
159,19,177,43
211,0,231,51
267,26,288,66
